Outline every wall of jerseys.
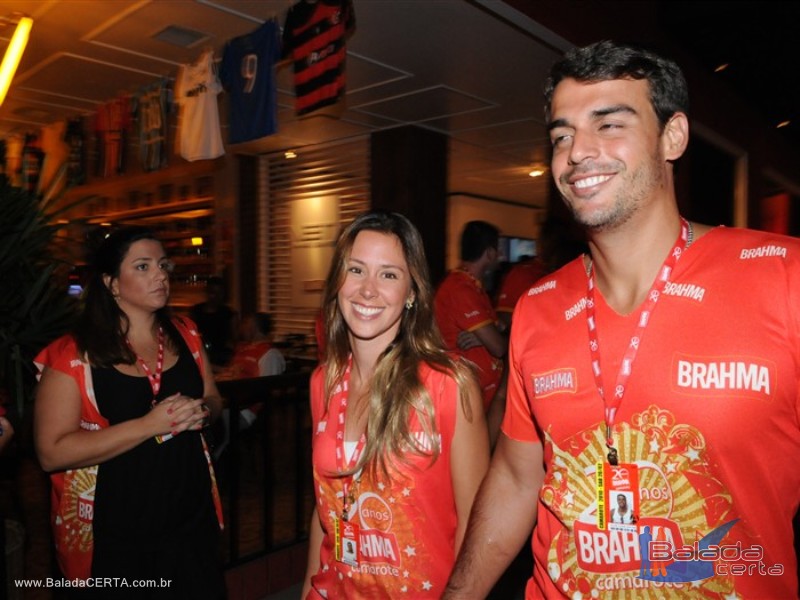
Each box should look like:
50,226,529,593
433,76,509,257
0,0,355,198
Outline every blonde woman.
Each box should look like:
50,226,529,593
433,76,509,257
302,211,489,598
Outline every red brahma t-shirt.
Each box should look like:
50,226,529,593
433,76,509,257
503,227,800,599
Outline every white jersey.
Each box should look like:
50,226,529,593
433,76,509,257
174,49,224,161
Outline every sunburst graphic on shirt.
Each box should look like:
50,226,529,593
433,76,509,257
313,469,443,596
539,404,738,599
59,465,98,552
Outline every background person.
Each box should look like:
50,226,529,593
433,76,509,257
434,221,506,411
444,41,800,599
487,254,549,449
213,312,286,460
228,312,286,379
494,254,548,331
190,275,237,368
302,210,489,598
34,226,224,598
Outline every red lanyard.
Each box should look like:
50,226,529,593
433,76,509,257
130,327,165,406
333,360,366,520
585,219,689,464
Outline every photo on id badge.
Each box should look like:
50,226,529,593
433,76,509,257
605,463,639,531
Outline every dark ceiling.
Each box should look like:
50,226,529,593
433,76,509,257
0,0,797,206
660,1,800,147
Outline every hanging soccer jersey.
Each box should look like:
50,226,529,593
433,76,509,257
95,95,131,177
136,81,170,172
20,133,44,194
64,117,87,187
5,134,23,188
219,20,281,144
282,0,355,116
175,50,224,161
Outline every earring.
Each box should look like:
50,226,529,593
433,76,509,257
405,299,414,310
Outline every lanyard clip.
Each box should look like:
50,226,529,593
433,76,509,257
605,425,618,465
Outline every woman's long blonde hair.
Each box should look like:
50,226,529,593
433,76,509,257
321,210,474,478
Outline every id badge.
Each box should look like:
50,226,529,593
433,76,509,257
334,516,360,567
596,461,639,531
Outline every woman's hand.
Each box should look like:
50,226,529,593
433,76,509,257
35,367,210,471
149,393,209,436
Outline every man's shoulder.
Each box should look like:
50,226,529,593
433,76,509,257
515,257,585,306
699,226,800,259
435,270,478,297
707,225,798,243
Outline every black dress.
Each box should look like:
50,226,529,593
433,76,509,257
87,335,225,599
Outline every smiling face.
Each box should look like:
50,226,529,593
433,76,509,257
548,78,677,232
105,238,172,316
337,230,414,351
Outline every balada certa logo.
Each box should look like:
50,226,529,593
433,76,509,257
638,519,784,582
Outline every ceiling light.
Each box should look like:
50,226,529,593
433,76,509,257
777,120,790,129
284,150,297,159
714,63,729,73
528,167,545,178
0,15,33,106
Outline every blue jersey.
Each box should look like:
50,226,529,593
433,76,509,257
220,20,281,144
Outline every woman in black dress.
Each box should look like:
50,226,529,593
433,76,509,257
34,227,225,598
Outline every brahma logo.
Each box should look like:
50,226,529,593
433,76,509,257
532,368,577,398
662,282,705,302
528,279,556,296
739,244,787,259
357,492,401,567
672,353,775,399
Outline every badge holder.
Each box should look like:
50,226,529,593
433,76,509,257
596,460,640,531
334,479,360,567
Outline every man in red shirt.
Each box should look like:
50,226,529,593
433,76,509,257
434,221,506,411
445,41,800,599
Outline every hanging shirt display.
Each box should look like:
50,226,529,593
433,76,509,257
95,95,131,177
174,50,224,162
64,117,87,187
282,0,355,116
219,19,281,144
136,80,170,172
21,133,44,194
4,134,23,188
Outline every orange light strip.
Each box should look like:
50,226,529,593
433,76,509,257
0,16,33,106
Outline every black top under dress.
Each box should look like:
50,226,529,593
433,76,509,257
85,334,224,599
